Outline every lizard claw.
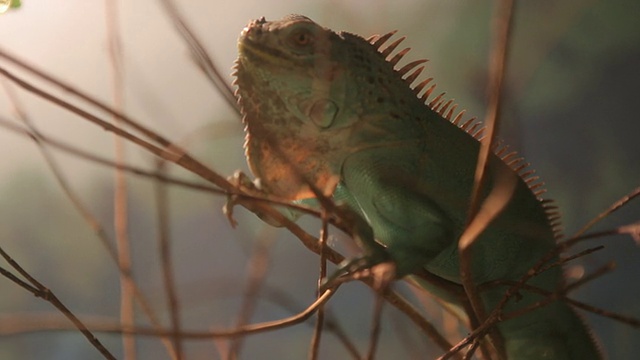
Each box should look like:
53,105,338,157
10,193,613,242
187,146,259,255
320,205,397,292
223,170,285,227
320,255,397,292
223,196,240,228
223,170,263,228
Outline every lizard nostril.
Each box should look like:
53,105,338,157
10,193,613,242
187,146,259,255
242,24,263,42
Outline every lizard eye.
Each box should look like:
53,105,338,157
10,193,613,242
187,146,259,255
287,28,315,49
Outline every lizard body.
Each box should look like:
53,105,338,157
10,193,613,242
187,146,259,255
232,15,601,359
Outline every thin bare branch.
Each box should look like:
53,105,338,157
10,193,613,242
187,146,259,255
436,311,501,360
132,288,339,338
0,50,183,153
229,227,276,359
500,266,617,324
0,266,40,294
462,339,482,360
155,161,183,359
485,280,640,328
366,293,385,360
383,290,459,358
0,246,117,359
0,116,214,193
0,287,334,340
0,50,234,190
0,86,178,359
452,258,629,360
105,1,137,358
0,114,328,225
157,0,239,113
538,245,604,275
0,65,187,163
573,186,640,238
310,211,330,360
458,0,516,357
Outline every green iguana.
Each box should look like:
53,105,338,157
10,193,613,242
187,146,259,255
230,15,602,359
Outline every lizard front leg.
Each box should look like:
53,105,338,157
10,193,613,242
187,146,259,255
326,153,454,286
321,197,396,290
223,170,286,228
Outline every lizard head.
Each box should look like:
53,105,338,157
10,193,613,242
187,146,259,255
233,15,354,200
233,15,425,200
236,15,347,128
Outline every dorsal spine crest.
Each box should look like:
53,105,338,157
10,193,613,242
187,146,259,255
368,29,561,237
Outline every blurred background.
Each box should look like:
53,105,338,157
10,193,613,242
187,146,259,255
0,0,638,359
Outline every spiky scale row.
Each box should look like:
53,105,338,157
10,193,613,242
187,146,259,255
420,84,438,103
389,48,411,66
404,66,426,85
428,92,446,108
380,36,406,58
413,77,434,95
370,31,466,125
436,99,454,116
367,29,562,238
451,109,467,126
370,30,397,49
398,59,428,77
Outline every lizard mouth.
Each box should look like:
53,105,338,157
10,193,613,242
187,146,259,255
238,21,294,67
238,16,321,68
238,38,286,67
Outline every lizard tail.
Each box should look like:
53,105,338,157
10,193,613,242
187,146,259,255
410,275,603,359
498,300,603,360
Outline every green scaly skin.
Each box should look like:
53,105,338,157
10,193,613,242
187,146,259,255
232,15,601,359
